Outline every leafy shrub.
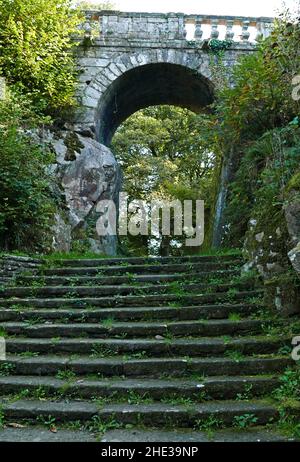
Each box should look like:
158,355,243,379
0,0,82,118
0,92,56,251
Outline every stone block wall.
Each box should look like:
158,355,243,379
0,255,42,285
101,12,185,40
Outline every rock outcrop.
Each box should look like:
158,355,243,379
285,192,300,277
46,130,121,255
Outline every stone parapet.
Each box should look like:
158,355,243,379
81,10,274,44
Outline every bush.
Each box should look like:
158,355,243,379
0,0,82,118
0,91,56,251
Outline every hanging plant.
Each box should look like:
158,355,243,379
208,39,233,54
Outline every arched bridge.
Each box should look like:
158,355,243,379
75,11,273,145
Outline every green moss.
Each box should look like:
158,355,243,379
286,171,300,192
64,132,84,161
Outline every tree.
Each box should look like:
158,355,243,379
0,0,82,118
0,90,56,251
77,1,116,9
112,106,217,255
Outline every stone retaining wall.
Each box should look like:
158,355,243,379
0,255,42,285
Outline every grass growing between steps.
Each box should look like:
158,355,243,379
44,252,107,261
269,365,300,439
196,248,242,257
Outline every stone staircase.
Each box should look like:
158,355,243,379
0,254,296,442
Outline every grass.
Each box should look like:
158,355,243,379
86,415,121,434
0,407,5,428
272,367,300,402
233,413,258,428
0,328,6,337
0,362,16,376
18,352,40,358
44,252,107,261
228,312,241,322
56,370,76,381
235,384,254,401
101,317,115,329
90,345,117,358
194,414,224,433
196,248,242,257
224,350,245,362
37,414,57,430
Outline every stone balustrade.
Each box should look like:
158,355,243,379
81,10,274,44
0,255,42,285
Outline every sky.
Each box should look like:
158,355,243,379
92,0,299,17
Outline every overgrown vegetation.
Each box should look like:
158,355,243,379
0,0,83,252
0,92,56,251
0,0,82,119
112,106,218,256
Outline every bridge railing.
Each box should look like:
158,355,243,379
81,10,274,43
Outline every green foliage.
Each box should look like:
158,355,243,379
224,125,300,245
77,0,116,9
112,106,218,255
273,367,300,401
0,407,5,428
207,39,233,54
0,91,56,251
233,413,258,428
0,0,82,118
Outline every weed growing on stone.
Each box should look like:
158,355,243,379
233,413,258,428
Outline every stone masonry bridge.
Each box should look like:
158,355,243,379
75,11,273,145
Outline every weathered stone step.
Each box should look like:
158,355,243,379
0,282,254,301
42,261,241,276
5,335,287,356
100,428,296,442
0,399,279,427
0,290,262,309
0,375,279,400
0,426,293,443
0,319,265,338
2,282,255,299
18,270,239,287
52,254,242,267
0,427,96,442
1,355,291,378
0,304,260,322
0,304,259,322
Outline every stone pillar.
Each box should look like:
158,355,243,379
210,20,219,39
241,20,250,42
225,20,235,41
194,19,203,41
0,77,6,100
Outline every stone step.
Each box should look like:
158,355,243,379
0,399,279,427
1,355,292,377
0,290,262,308
0,427,96,442
100,428,296,442
0,319,265,338
0,426,293,443
5,335,288,356
0,375,279,400
51,254,242,267
2,282,255,299
0,304,260,322
0,305,260,323
42,261,241,276
18,270,240,287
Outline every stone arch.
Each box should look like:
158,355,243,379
80,49,214,145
